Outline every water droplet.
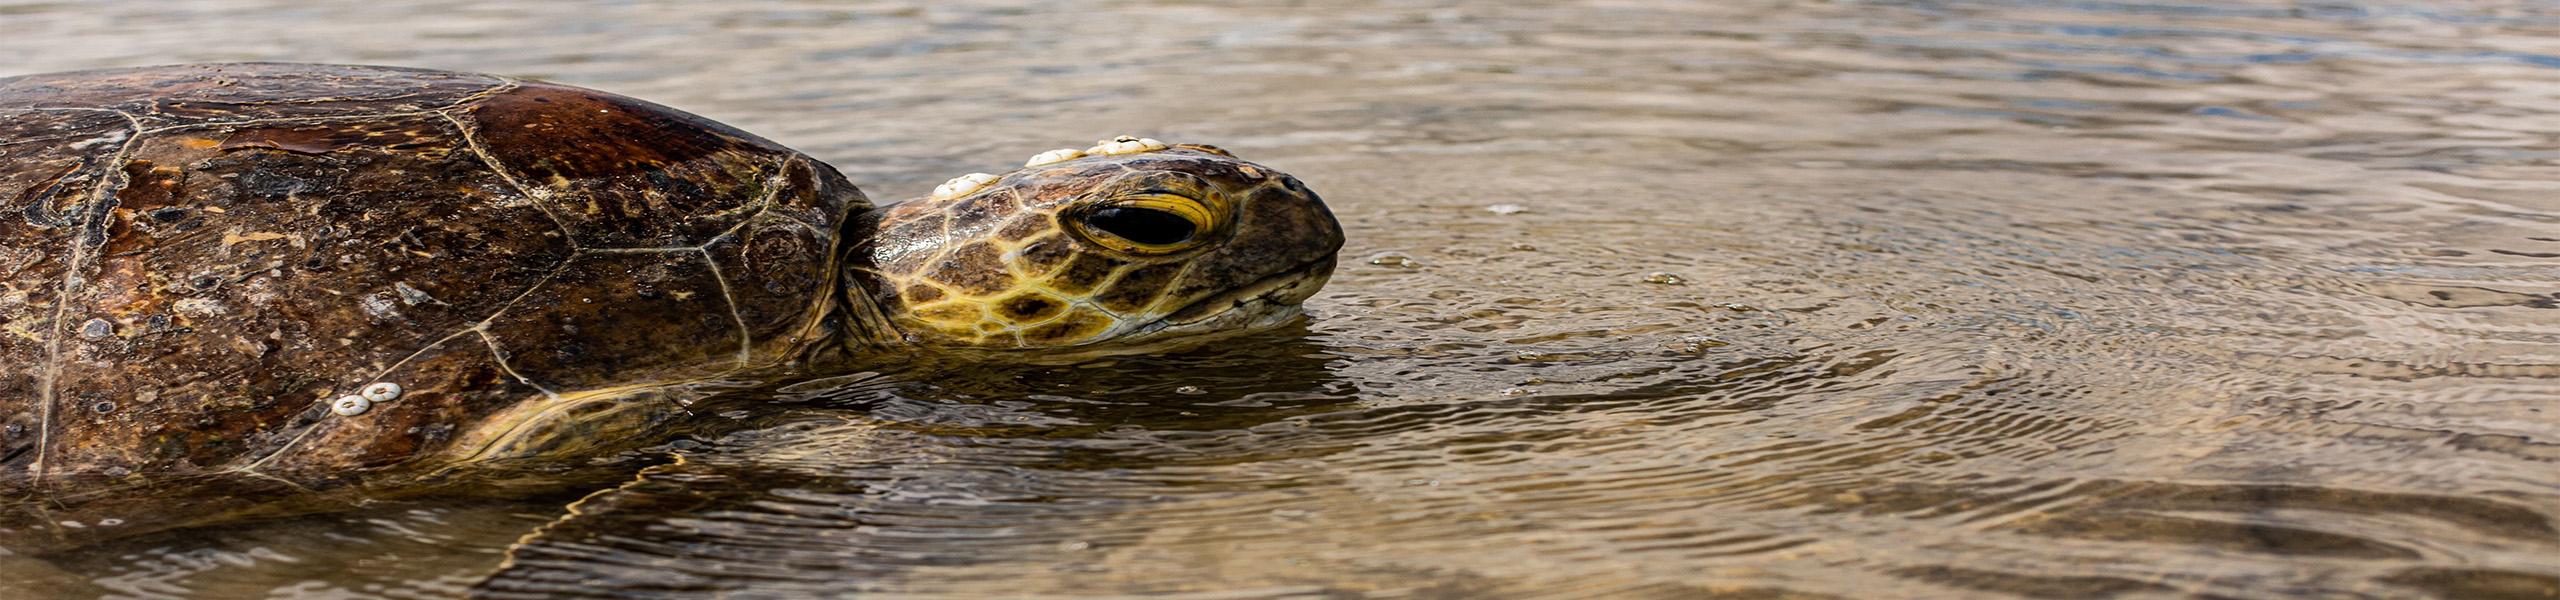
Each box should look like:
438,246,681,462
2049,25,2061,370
1642,272,1688,285
1174,385,1206,395
1366,251,1420,268
1483,204,1527,215
1509,243,1537,251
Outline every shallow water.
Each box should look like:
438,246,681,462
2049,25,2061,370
7,0,2560,598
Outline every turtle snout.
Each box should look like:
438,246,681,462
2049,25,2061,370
1227,177,1344,291
1156,176,1344,314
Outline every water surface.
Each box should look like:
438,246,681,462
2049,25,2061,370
5,0,2560,598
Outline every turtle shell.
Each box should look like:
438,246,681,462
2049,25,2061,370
0,64,866,488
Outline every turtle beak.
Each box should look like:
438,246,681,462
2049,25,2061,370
1161,255,1336,326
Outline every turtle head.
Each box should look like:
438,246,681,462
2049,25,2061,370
842,137,1343,349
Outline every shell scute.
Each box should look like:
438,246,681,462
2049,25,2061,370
0,65,878,493
257,335,541,480
38,112,575,475
476,251,744,392
703,213,834,366
0,63,506,129
457,83,788,249
760,155,865,235
0,108,131,477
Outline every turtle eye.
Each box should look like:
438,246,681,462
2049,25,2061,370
1084,206,1195,245
1073,193,1219,253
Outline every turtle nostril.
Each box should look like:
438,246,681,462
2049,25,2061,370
1084,207,1196,246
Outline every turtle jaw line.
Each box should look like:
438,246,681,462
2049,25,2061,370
1151,255,1336,330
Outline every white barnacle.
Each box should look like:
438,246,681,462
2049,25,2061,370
930,172,999,201
1025,148,1085,167
361,381,403,402
332,395,372,417
1085,135,1170,156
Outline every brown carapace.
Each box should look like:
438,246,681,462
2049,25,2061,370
0,63,1343,503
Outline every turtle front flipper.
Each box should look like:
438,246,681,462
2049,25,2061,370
467,417,912,595
436,384,706,474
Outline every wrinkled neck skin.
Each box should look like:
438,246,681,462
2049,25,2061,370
803,207,910,359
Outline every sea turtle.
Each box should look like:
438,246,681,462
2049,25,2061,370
0,63,1341,548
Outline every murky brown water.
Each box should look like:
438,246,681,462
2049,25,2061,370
8,0,2560,598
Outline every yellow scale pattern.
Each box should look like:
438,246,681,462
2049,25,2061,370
866,158,1294,347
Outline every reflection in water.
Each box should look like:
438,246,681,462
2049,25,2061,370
480,333,1358,597
7,0,2560,598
